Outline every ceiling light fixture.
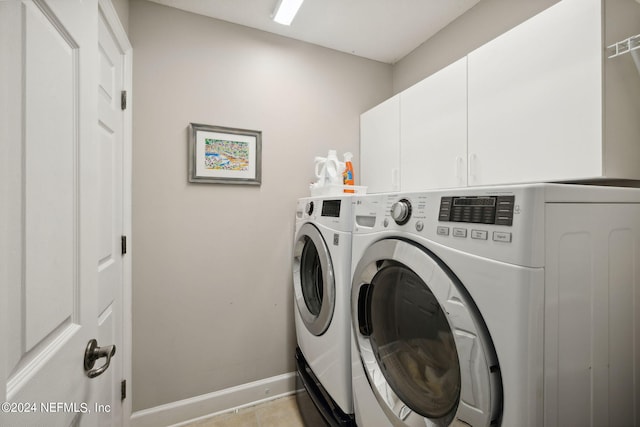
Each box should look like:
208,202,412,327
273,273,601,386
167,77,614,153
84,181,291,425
272,0,304,26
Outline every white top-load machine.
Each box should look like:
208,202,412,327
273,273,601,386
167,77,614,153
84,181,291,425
350,183,640,427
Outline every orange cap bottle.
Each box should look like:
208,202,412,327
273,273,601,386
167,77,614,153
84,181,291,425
343,152,354,193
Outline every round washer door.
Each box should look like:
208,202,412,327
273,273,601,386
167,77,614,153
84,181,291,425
352,239,502,427
293,222,336,336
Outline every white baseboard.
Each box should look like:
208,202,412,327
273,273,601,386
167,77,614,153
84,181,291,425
130,372,297,427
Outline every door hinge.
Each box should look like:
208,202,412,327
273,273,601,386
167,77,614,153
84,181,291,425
121,235,127,255
121,90,127,110
121,379,127,401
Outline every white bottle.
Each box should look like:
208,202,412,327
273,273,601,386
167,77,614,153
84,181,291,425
324,150,343,186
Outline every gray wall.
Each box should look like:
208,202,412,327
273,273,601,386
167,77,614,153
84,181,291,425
129,0,567,413
392,0,559,93
129,0,392,411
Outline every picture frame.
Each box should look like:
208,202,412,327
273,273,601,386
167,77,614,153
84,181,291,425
188,123,262,185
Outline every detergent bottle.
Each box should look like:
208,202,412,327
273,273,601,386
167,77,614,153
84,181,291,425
314,156,328,186
324,150,343,186
314,150,343,189
342,152,355,193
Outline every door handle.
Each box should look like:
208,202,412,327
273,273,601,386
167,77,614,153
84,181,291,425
84,339,116,378
357,284,373,337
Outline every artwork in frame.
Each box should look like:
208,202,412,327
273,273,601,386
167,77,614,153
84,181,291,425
189,123,262,185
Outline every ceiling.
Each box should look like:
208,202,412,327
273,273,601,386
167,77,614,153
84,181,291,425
147,0,481,64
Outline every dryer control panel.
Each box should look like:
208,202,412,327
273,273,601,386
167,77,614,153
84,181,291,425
438,196,515,226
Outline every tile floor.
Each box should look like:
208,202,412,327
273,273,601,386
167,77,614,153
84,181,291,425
181,395,306,427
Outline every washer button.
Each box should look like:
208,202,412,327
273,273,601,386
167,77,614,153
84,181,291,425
493,231,512,243
471,230,488,240
437,226,450,236
383,218,390,227
452,228,467,238
416,221,424,232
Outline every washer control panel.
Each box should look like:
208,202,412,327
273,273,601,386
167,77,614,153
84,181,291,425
356,186,545,267
374,192,519,247
297,196,354,232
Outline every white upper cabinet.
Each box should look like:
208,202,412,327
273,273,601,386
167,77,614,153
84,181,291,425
400,57,468,191
468,0,640,186
360,95,400,193
361,0,640,191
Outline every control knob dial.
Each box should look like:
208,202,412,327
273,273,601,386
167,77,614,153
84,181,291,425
391,199,412,225
305,201,314,216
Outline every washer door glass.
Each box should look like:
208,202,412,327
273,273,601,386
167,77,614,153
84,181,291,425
299,238,323,315
352,239,502,427
369,265,460,418
293,223,335,336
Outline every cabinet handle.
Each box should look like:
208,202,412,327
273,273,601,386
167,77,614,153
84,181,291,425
391,168,400,191
469,153,477,184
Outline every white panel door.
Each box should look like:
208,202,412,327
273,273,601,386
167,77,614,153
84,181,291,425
467,0,602,186
400,57,467,191
360,95,400,193
1,1,104,426
544,203,640,426
97,7,125,426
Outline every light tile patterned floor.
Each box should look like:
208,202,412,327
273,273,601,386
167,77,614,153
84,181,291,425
183,395,305,427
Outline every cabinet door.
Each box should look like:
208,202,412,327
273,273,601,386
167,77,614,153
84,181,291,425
400,57,467,191
360,95,400,193
468,0,602,186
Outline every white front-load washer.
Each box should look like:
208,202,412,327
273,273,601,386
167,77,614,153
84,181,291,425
350,184,640,427
293,195,356,426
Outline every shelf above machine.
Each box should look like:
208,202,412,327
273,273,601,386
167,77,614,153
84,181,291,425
608,33,640,76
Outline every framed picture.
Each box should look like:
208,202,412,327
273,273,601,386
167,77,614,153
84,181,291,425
188,123,262,185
